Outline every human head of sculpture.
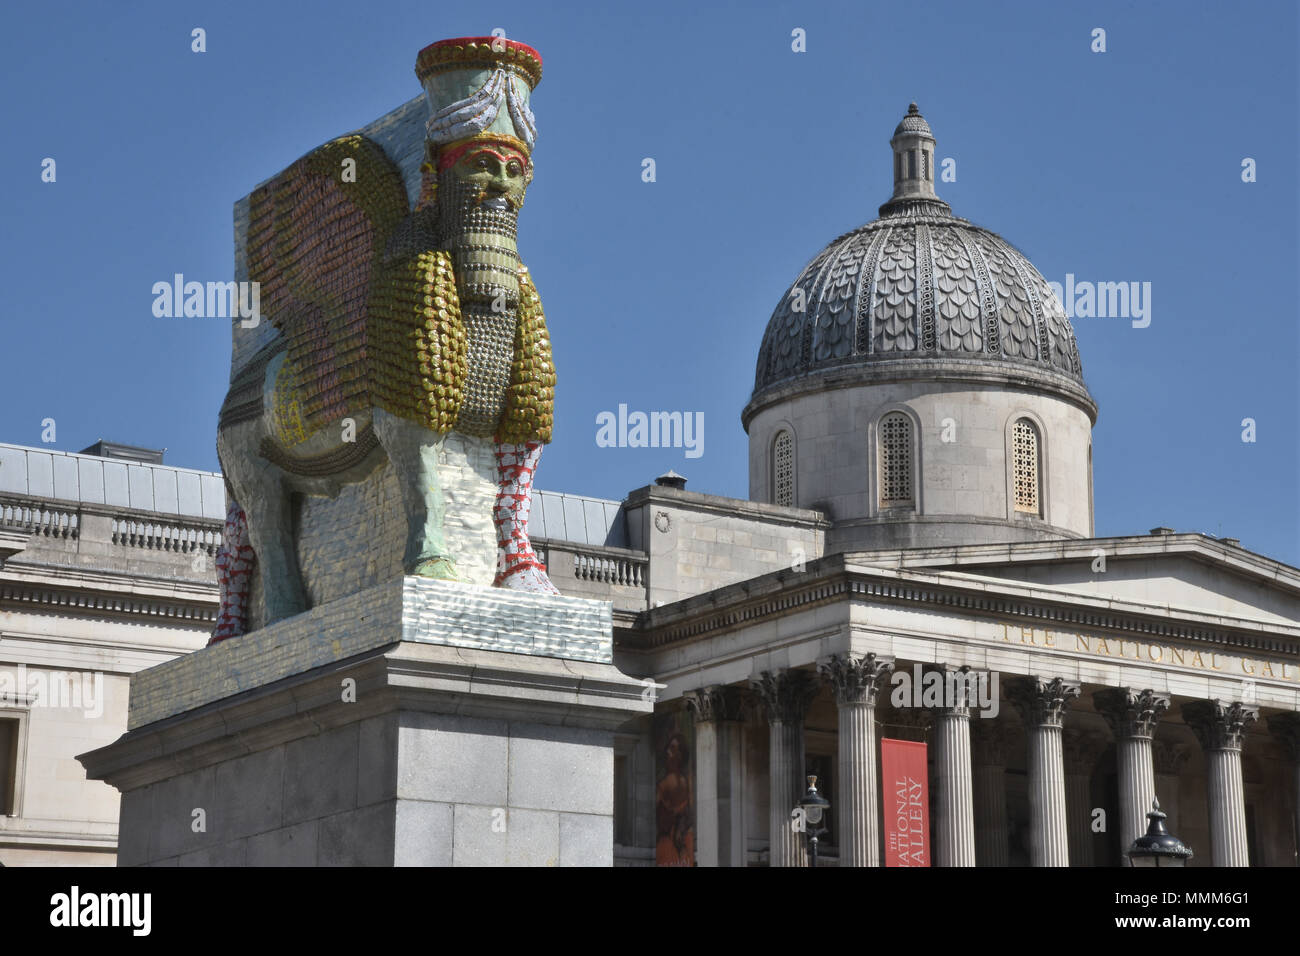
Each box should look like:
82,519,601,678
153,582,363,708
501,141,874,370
416,37,540,213
416,37,541,297
437,133,533,212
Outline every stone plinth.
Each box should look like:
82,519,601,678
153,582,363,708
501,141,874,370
79,578,650,866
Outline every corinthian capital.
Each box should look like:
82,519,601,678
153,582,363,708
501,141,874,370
750,668,819,724
684,685,745,724
1008,676,1081,729
818,653,895,707
1094,687,1170,741
1182,699,1258,753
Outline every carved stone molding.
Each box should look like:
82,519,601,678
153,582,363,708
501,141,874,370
1151,739,1192,776
750,668,819,724
684,685,745,724
1062,728,1108,773
1094,687,1170,741
1008,676,1081,729
818,652,895,707
1266,713,1300,763
1182,700,1258,753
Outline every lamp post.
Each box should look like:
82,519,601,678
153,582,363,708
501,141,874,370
797,774,830,868
1128,799,1193,867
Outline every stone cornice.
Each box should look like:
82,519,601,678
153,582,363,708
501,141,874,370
846,534,1300,598
742,356,1099,430
619,556,1300,659
623,484,831,530
0,562,218,624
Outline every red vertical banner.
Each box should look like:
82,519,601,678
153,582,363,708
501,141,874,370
881,738,929,867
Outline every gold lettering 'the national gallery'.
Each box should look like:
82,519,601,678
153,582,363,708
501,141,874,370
998,624,1298,682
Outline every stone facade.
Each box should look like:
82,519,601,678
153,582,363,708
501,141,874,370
0,443,221,866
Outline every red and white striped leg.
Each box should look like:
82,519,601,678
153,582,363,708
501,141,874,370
210,501,256,644
492,441,559,594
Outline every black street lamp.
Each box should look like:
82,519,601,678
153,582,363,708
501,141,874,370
798,774,830,868
1128,799,1193,867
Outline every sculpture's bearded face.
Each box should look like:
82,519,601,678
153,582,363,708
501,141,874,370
442,139,532,211
435,136,531,305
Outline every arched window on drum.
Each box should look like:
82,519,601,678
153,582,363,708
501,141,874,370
773,430,794,507
878,412,914,510
1012,418,1042,516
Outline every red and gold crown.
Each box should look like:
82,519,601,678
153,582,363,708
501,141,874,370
415,36,542,90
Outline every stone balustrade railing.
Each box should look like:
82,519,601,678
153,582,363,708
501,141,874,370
0,495,80,539
534,538,649,612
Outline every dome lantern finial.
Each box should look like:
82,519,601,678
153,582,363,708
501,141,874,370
881,102,946,216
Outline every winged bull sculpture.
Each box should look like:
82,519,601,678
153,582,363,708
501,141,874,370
211,37,558,642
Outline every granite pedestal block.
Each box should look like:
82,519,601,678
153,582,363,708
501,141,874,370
79,578,651,866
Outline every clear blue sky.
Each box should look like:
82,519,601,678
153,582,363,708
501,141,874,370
2,0,1296,564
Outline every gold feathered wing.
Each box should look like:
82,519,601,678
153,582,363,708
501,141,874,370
244,134,411,441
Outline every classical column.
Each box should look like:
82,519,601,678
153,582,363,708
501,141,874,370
927,665,976,867
1151,740,1190,839
1062,729,1106,867
819,653,894,867
684,686,745,867
1183,700,1258,867
1009,676,1081,867
1267,713,1300,867
1095,688,1170,863
971,720,1010,867
751,669,819,867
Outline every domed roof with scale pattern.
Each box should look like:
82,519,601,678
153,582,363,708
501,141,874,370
752,105,1087,399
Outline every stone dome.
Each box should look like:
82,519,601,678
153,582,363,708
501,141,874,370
752,105,1087,401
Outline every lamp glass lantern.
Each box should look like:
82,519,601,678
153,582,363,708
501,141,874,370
1128,799,1193,867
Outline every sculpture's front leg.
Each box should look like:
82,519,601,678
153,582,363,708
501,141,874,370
372,407,458,579
492,440,558,593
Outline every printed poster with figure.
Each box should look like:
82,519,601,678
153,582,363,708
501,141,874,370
653,709,695,866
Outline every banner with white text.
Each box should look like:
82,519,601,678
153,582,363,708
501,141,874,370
881,738,929,867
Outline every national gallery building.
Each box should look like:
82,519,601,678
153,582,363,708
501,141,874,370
1,102,1296,868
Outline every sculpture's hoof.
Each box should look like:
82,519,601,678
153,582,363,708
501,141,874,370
495,564,560,595
412,556,459,581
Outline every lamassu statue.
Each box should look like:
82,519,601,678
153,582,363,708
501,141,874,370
212,37,558,642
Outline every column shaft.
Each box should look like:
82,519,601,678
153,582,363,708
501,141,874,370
1206,748,1250,866
820,653,893,868
1184,700,1257,868
751,670,818,868
1116,736,1156,857
694,719,721,866
933,709,975,866
973,765,1009,866
837,701,878,866
769,717,806,867
1027,723,1069,866
1010,677,1080,868
972,722,1009,867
